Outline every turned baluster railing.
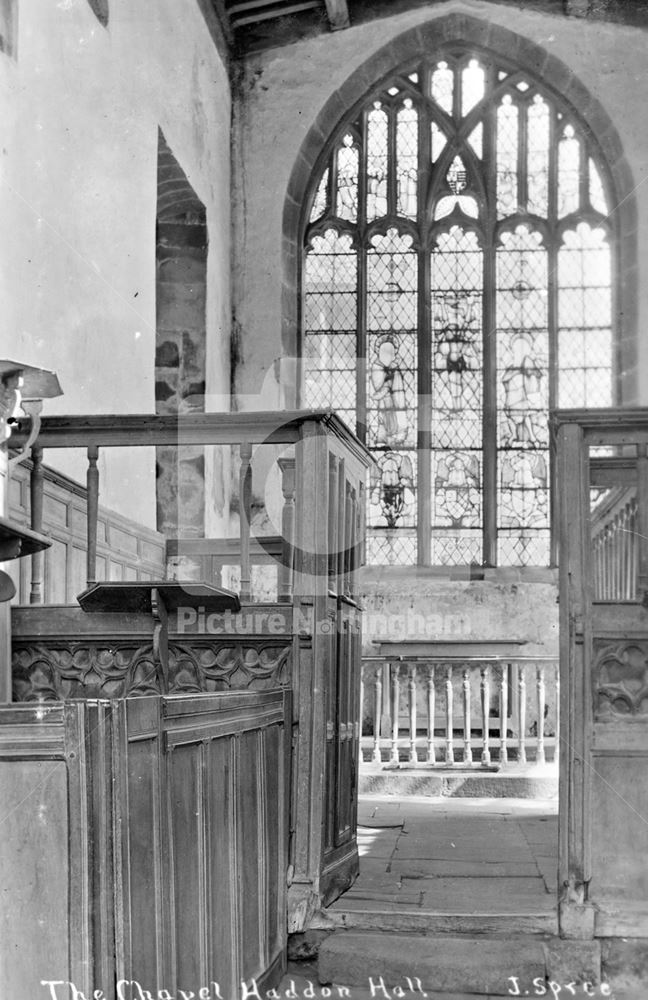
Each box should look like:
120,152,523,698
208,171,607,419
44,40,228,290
14,410,371,606
591,486,638,601
360,657,558,768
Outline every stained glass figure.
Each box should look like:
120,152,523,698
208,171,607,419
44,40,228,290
397,100,418,219
336,135,359,221
431,228,482,445
497,226,549,564
367,104,388,221
431,61,453,114
302,50,616,568
527,96,549,216
497,96,518,217
367,230,417,451
434,451,481,526
558,125,580,217
369,451,416,529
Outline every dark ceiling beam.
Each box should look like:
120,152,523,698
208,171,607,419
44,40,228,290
324,0,349,30
226,0,321,27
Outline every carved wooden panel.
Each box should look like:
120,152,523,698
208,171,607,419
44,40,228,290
12,643,160,701
12,639,292,701
168,640,291,692
594,639,648,718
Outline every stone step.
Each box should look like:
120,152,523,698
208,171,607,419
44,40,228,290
317,932,600,996
359,768,558,799
310,907,557,936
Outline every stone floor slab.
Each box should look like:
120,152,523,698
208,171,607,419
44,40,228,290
390,858,541,878
414,876,552,914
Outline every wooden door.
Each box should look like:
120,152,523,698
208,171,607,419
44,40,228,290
556,410,648,939
114,690,291,995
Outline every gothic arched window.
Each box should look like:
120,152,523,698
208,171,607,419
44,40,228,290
301,48,616,568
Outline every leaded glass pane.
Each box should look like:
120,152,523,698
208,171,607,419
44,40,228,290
431,121,447,163
557,224,612,408
336,135,359,221
310,168,328,222
589,158,608,214
431,227,483,451
366,529,417,565
462,59,485,117
498,529,550,567
527,95,549,217
368,451,417,563
367,104,388,221
496,227,550,564
303,230,357,429
302,49,617,568
431,530,482,566
367,230,418,450
467,123,483,158
558,125,580,217
396,100,418,219
431,228,483,565
431,61,453,114
497,96,518,217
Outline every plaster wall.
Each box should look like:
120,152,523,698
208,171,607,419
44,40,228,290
0,0,231,524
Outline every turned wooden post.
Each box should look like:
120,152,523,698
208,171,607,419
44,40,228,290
427,664,436,764
462,665,473,765
277,457,295,602
29,446,44,603
480,664,491,767
536,662,546,765
239,441,252,601
517,661,527,765
372,665,383,763
390,663,400,764
445,664,454,765
499,663,509,766
86,445,99,588
408,663,418,763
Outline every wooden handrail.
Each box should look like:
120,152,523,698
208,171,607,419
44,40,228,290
13,409,372,602
11,409,374,462
167,536,283,560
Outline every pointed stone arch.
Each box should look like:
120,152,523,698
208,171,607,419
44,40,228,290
282,11,638,402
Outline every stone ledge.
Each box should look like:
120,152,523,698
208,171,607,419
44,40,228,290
359,768,559,799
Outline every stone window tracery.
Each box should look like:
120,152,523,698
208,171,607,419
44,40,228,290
301,46,617,567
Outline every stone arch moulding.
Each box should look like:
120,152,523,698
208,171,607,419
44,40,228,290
282,11,638,404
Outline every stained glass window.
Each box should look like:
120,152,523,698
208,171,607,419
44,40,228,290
302,48,617,567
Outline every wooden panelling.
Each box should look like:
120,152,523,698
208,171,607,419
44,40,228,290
590,752,648,936
554,408,648,942
0,760,69,997
7,460,165,603
0,691,290,998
